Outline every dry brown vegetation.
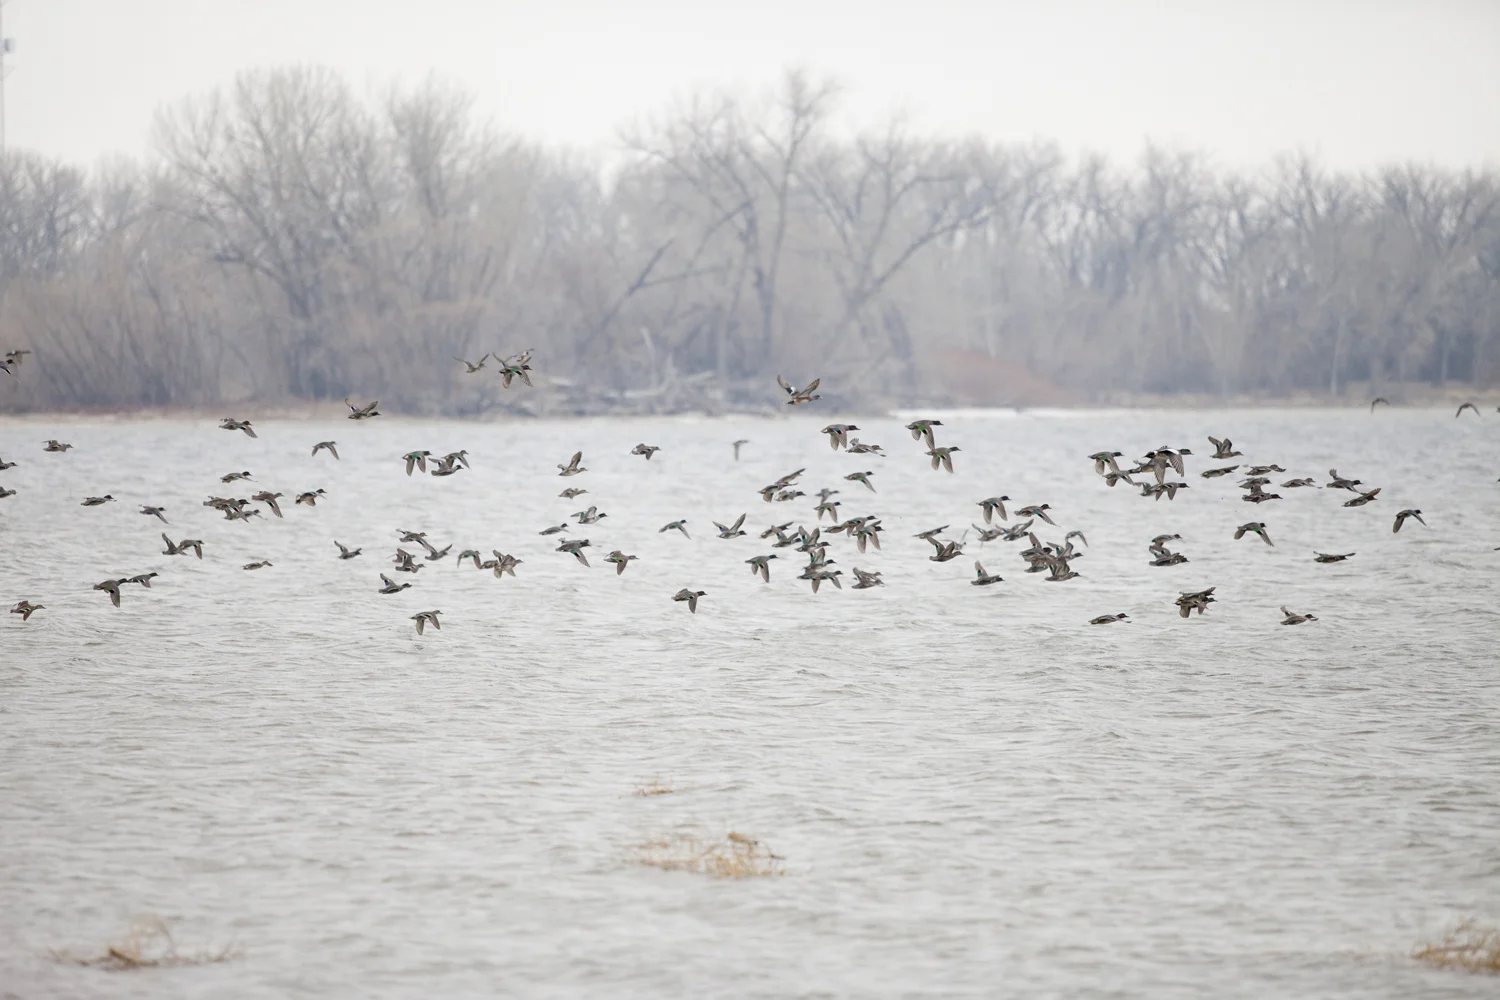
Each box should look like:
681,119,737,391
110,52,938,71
1412,919,1500,974
635,830,786,879
633,779,676,797
1,66,1498,415
52,917,239,971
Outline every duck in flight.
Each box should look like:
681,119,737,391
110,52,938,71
927,446,961,473
334,541,362,560
1016,504,1055,525
410,610,442,635
1175,588,1216,618
906,419,943,448
977,496,1010,523
557,538,591,566
1089,451,1124,475
93,579,126,608
605,551,639,575
345,398,380,419
557,451,586,476
732,439,749,461
573,505,607,524
1208,436,1241,459
43,440,73,452
1089,613,1129,625
1326,469,1361,491
971,561,1003,586
10,599,44,621
746,554,777,582
312,441,339,460
659,520,690,539
81,495,116,506
219,418,257,438
777,375,821,405
455,354,490,373
845,471,876,492
1313,552,1355,563
631,443,661,460
1393,509,1426,532
378,573,412,594
821,424,859,450
714,513,748,539
672,588,706,613
252,491,284,517
927,538,965,562
419,540,453,561
1234,522,1273,546
1279,606,1318,625
1456,401,1480,418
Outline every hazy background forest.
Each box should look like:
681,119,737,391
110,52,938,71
1,66,1497,415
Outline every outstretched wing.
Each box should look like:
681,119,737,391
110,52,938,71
776,374,794,395
730,513,746,532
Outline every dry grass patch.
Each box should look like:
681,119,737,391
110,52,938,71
635,831,785,879
53,917,239,971
633,780,676,797
1413,919,1500,974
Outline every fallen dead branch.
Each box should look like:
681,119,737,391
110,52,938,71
634,830,785,879
52,917,239,970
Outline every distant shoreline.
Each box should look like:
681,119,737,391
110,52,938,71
1,392,1493,423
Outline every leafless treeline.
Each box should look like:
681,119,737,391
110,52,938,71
1,66,1497,413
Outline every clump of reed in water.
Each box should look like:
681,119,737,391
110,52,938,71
52,916,239,970
1412,919,1500,973
633,779,676,797
634,831,785,878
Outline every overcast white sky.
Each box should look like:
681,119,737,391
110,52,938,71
4,0,1497,171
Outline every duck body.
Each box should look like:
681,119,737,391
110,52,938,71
673,589,706,612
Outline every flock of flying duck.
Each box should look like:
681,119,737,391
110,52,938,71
0,345,1478,632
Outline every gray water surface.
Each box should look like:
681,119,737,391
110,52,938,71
2,408,1498,998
